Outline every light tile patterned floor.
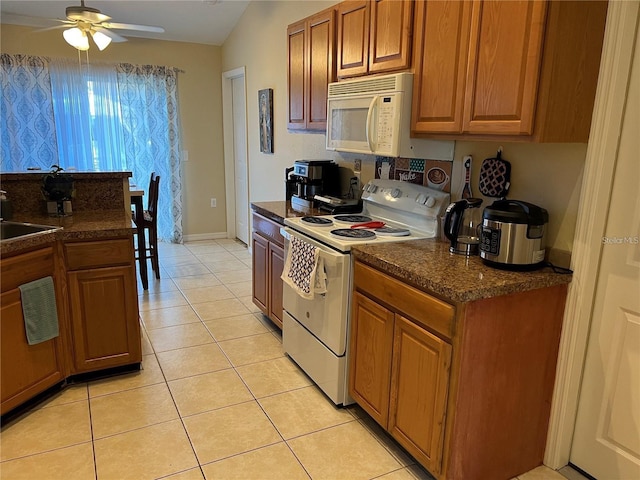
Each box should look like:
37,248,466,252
0,240,570,480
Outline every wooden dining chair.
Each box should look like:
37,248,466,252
133,172,161,279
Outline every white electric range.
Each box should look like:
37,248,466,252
281,179,450,405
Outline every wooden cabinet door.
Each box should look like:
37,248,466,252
68,266,141,373
412,0,473,134
307,9,336,130
1,289,65,415
369,0,413,74
287,19,306,130
463,1,547,135
268,242,284,329
252,231,269,315
389,315,452,476
348,291,395,427
337,0,370,78
288,9,335,131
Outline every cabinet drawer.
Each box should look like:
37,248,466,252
1,247,55,293
354,261,455,339
65,238,133,270
252,213,284,247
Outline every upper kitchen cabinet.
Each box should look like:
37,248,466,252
287,7,336,131
337,0,414,79
412,0,608,142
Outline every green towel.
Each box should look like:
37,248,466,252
19,276,60,345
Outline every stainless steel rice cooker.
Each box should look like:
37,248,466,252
480,200,548,270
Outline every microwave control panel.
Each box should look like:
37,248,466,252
376,96,395,152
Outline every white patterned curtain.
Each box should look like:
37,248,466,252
1,55,183,243
49,59,127,172
117,63,183,243
0,54,58,171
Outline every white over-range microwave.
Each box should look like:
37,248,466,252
326,72,454,160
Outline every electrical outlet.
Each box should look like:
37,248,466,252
354,159,362,173
210,198,217,208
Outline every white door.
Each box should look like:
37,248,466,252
222,67,249,244
569,19,640,479
232,75,249,245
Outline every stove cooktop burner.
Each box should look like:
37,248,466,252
330,228,376,239
374,227,411,237
300,216,333,226
333,215,372,224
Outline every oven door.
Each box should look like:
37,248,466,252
281,227,351,356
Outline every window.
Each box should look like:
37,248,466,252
1,55,183,242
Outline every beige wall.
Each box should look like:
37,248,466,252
222,0,343,205
1,24,225,238
222,1,589,255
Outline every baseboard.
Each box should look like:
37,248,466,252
182,232,228,242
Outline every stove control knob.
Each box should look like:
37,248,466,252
416,193,427,204
391,188,401,198
424,196,436,208
370,185,378,193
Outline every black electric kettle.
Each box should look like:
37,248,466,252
443,198,483,256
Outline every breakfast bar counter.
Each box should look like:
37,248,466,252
1,210,135,257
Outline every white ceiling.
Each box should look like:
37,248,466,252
0,0,251,46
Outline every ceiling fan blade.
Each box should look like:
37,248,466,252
94,27,127,43
101,22,165,33
32,24,75,34
1,13,70,28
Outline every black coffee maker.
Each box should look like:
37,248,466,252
285,160,340,210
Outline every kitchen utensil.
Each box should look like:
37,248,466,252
480,199,548,270
478,149,511,198
350,221,386,229
461,156,473,199
443,198,483,255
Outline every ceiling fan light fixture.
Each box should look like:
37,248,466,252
91,30,112,51
63,27,89,51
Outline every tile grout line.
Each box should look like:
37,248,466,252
153,244,313,476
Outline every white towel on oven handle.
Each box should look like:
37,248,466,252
281,236,327,300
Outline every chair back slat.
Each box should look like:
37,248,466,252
147,172,160,220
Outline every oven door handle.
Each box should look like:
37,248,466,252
281,227,348,267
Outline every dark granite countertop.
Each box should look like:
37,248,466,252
352,239,572,303
249,202,572,303
251,201,323,225
1,210,135,256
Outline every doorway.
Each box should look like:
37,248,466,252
545,3,640,478
222,67,249,245
569,9,640,478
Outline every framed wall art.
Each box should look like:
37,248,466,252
258,88,273,154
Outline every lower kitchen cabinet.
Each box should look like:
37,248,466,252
350,269,453,475
268,242,285,326
350,292,394,426
350,259,567,479
0,246,66,416
252,212,285,329
64,237,141,374
389,315,452,472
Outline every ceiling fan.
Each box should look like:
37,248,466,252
38,1,165,51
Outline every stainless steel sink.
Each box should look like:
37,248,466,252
0,221,60,241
